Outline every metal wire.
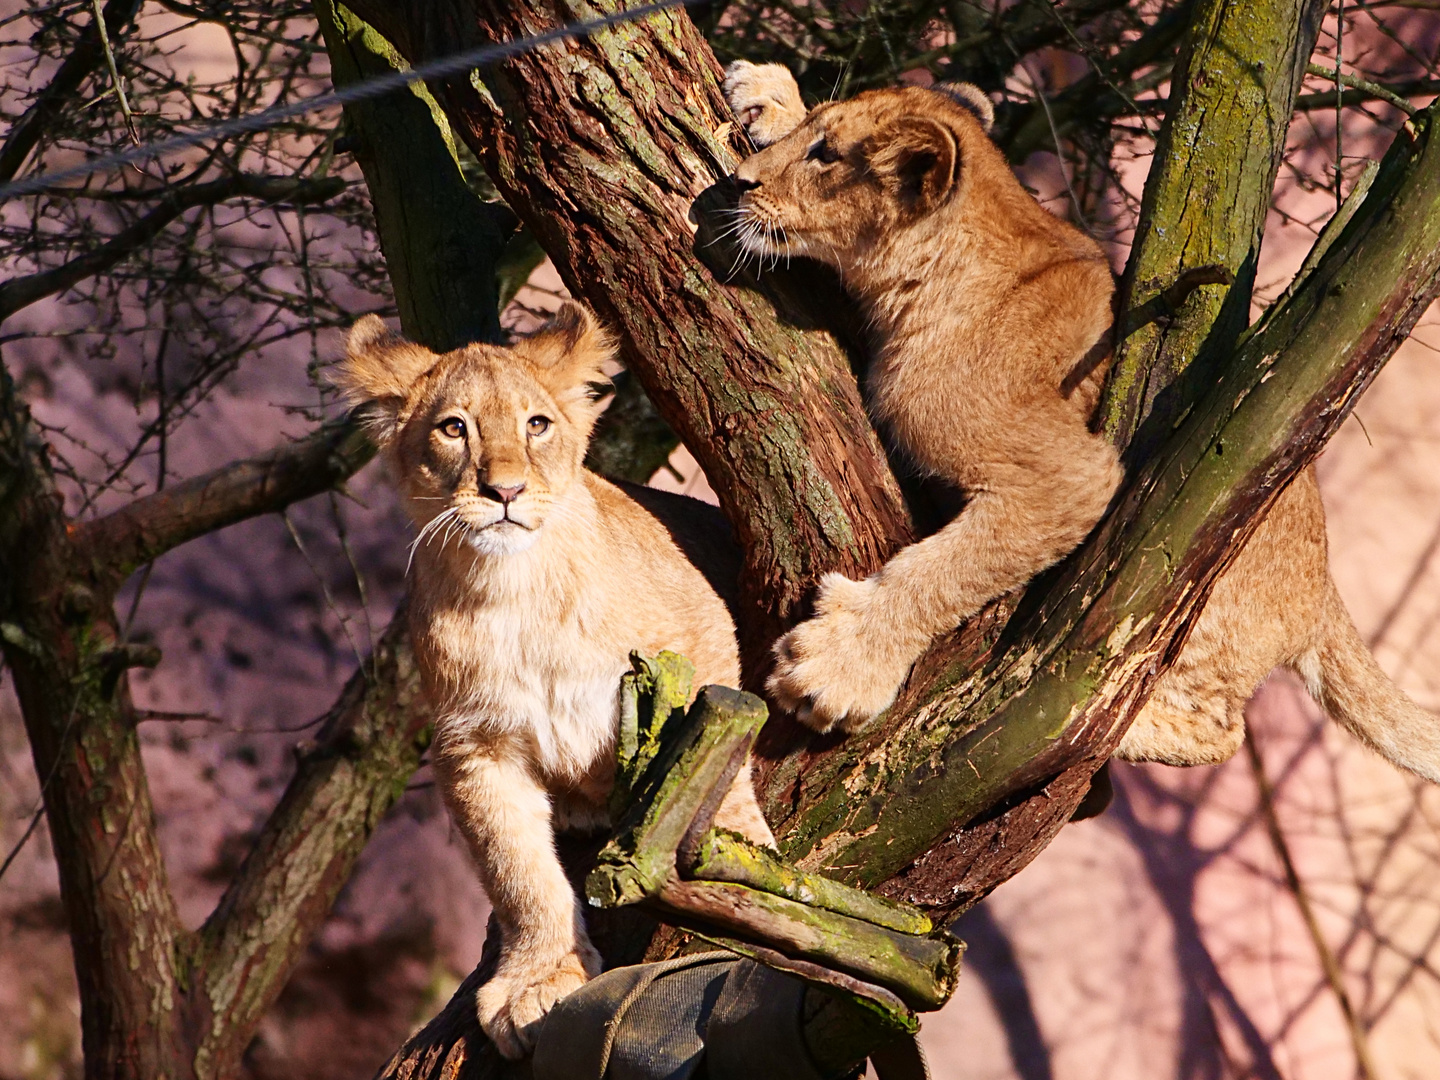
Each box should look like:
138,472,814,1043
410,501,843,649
0,0,702,202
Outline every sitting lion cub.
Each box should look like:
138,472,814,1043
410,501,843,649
721,60,1440,782
337,304,774,1058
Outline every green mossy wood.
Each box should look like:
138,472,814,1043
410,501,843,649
586,656,959,1013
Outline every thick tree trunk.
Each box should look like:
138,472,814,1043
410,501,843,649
1,359,191,1078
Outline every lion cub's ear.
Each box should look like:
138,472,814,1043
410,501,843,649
934,82,994,134
334,315,440,444
867,116,960,216
523,302,616,429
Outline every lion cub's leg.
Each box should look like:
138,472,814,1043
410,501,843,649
1117,670,1247,767
432,749,601,1060
723,60,807,147
1119,469,1333,767
770,423,1123,733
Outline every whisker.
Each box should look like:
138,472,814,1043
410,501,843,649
406,507,456,577
706,214,757,247
442,513,469,552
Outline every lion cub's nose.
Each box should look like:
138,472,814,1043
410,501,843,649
733,175,761,193
481,482,526,505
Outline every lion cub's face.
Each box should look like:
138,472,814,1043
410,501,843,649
337,303,612,557
731,86,986,271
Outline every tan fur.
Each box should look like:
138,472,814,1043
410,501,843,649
724,62,1440,784
338,304,774,1059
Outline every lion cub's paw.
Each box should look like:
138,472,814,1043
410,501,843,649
476,943,600,1060
767,573,916,735
722,60,806,148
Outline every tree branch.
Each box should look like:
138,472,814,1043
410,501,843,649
316,0,519,352
994,4,1190,162
190,612,432,1070
1304,61,1421,116
1101,0,1329,447
73,416,374,586
1294,77,1440,114
0,0,144,185
0,175,345,323
0,343,189,1079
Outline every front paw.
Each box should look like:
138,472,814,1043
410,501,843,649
722,60,806,147
476,943,601,1059
767,574,918,735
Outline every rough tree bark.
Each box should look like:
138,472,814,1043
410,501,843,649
1103,0,1329,447
359,1,1440,1075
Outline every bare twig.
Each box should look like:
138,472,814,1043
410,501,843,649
0,0,143,184
282,509,366,675
1245,727,1381,1080
89,0,138,143
0,174,345,322
1296,78,1440,113
73,416,375,584
1306,61,1420,117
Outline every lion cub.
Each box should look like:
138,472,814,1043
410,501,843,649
721,61,1440,783
338,304,774,1058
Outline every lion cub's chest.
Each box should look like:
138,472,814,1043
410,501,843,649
418,588,627,790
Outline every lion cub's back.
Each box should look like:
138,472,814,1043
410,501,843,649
585,474,742,690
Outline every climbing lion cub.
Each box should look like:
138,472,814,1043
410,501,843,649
338,304,774,1059
722,60,1440,782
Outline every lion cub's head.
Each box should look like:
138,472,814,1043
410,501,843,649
337,302,612,557
731,83,997,272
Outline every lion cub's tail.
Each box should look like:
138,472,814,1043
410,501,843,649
1303,582,1440,784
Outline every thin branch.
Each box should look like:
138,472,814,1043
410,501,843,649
995,5,1188,162
73,415,375,585
89,0,139,143
0,0,143,185
1307,59,1420,117
1245,728,1381,1080
0,174,346,322
1295,77,1440,113
0,805,46,884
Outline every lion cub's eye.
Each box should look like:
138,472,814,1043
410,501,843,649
806,138,842,165
437,417,466,439
527,415,552,437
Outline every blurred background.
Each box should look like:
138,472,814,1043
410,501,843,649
2,2,1439,1077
